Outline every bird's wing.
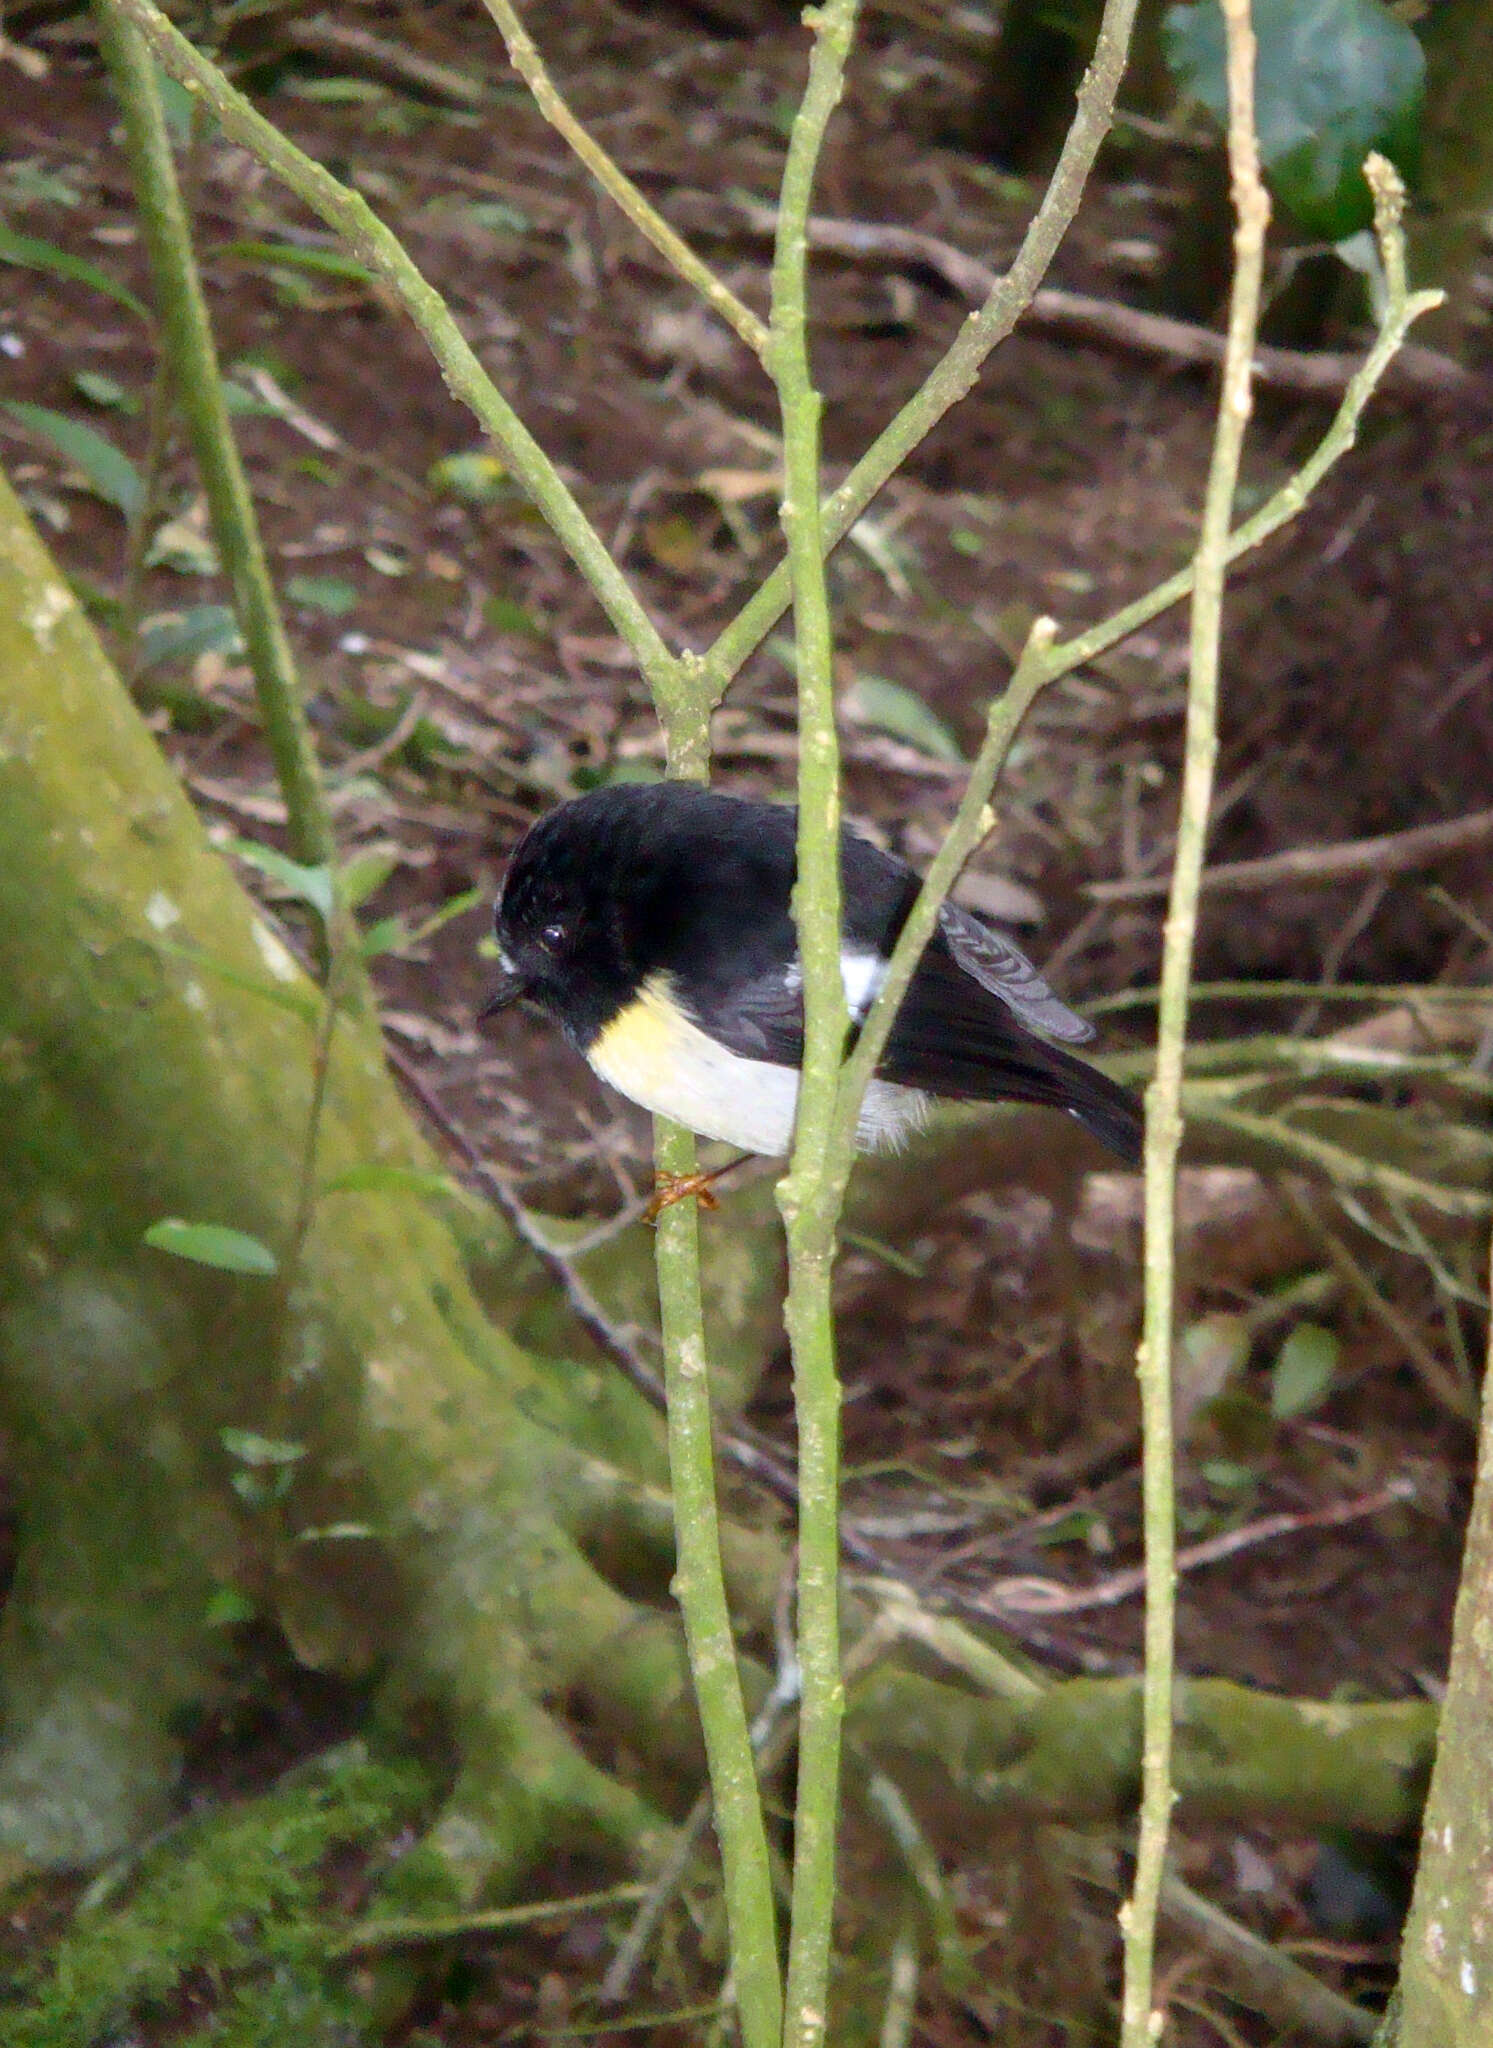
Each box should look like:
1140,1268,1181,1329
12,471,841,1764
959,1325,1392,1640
688,935,1142,1161
936,903,1094,1044
877,936,1142,1160
690,966,806,1068
693,907,1093,1067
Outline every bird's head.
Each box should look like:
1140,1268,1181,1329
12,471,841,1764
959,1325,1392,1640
482,802,636,1045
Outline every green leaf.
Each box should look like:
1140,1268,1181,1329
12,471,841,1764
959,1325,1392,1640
1270,1321,1340,1419
408,886,483,942
138,604,245,671
286,572,358,617
72,370,139,414
220,1427,306,1465
144,1218,278,1275
154,937,319,1023
230,839,337,923
429,450,507,504
1201,1457,1258,1493
841,674,965,762
145,508,220,576
0,402,143,516
218,237,376,286
204,1586,257,1627
482,593,542,635
321,1164,458,1199
154,63,198,144
357,914,410,959
1164,0,1424,240
0,223,150,319
362,886,484,960
338,845,400,910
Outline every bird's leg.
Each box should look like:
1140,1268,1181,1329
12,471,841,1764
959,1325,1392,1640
644,1155,749,1221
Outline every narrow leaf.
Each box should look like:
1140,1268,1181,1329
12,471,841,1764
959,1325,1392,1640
0,224,149,320
220,1427,306,1465
1,402,143,516
230,839,336,923
842,675,965,762
144,1218,278,1275
138,604,245,671
218,238,376,286
322,1163,458,1200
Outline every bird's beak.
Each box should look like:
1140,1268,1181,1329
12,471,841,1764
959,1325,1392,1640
477,967,529,1021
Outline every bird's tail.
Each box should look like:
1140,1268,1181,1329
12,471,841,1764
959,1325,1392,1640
1044,1045,1143,1166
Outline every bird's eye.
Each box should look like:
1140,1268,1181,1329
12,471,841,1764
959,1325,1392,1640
541,921,567,948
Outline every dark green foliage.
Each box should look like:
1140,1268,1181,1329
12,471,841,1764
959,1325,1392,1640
1,1747,429,2046
1164,0,1424,239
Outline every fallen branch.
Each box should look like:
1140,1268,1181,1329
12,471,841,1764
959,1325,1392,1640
1089,803,1493,901
669,192,1468,404
984,1477,1416,1618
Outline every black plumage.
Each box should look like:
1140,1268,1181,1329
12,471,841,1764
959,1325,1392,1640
485,782,1142,1165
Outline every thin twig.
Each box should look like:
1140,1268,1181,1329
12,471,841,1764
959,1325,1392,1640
985,1477,1416,1617
95,2,338,874
1120,1,1270,2036
99,0,699,749
1090,803,1493,902
477,0,769,361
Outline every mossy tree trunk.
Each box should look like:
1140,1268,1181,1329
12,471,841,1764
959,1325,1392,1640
1392,1244,1493,2047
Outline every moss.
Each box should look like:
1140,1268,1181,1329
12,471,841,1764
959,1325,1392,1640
1,1745,429,2046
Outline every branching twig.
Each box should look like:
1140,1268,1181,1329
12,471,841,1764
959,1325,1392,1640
985,1477,1416,1617
98,0,701,757
697,0,1145,702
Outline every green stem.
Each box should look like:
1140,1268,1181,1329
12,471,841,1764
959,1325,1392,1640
94,2,335,872
651,1118,782,2048
767,9,862,2045
96,0,699,746
1119,2,1270,2037
116,352,174,676
831,621,1055,1170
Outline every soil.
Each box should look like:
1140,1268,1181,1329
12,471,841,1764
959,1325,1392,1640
2,1,1492,2041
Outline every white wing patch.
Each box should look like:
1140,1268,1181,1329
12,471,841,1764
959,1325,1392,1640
780,949,886,1019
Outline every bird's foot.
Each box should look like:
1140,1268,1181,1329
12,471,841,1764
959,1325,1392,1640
644,1169,724,1221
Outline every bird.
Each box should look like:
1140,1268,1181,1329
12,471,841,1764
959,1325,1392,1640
481,782,1142,1168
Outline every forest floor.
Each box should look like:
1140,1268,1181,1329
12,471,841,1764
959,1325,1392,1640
2,1,1492,2040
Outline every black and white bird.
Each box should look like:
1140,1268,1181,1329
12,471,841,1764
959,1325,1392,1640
481,782,1142,1165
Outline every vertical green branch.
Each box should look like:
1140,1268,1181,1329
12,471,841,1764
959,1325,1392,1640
1119,1,1269,2040
98,0,694,745
767,7,863,2045
93,2,336,874
651,1118,783,2048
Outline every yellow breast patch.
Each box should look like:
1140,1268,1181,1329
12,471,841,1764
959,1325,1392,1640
589,975,696,1098
586,972,801,1154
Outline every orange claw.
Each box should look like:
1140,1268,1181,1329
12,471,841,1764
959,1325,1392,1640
644,1170,724,1222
